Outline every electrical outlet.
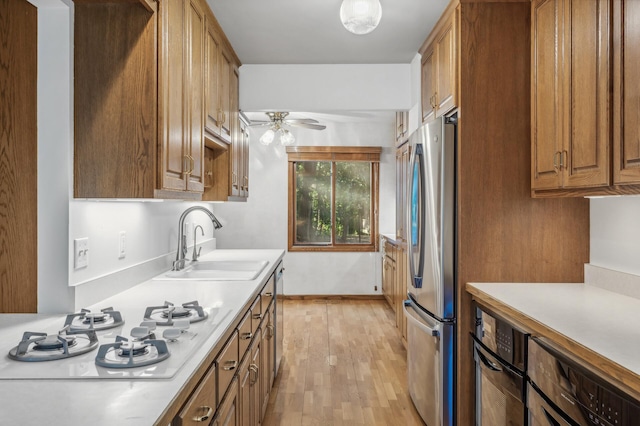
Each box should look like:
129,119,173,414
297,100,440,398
118,231,126,259
74,237,89,269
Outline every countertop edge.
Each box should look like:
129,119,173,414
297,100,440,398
465,282,640,402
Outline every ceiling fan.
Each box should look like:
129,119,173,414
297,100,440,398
249,112,326,146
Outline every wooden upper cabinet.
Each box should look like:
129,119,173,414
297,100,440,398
421,48,436,123
435,13,456,116
420,4,458,123
219,50,232,142
205,22,222,136
204,12,234,145
74,0,240,200
74,2,158,198
532,0,617,195
395,111,409,146
185,0,206,193
613,0,640,185
531,0,564,190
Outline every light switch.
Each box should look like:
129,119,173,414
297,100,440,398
74,237,89,269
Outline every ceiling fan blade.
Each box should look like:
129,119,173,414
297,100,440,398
248,122,273,127
286,118,320,124
288,122,327,130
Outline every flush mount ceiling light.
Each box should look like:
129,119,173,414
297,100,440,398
340,0,382,35
249,112,326,146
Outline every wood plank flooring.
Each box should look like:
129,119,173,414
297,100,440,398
263,299,425,426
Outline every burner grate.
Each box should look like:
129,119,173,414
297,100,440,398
64,307,124,332
143,300,207,326
8,326,99,362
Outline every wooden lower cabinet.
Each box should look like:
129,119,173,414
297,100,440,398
395,245,408,345
213,377,239,426
171,268,281,426
175,364,217,425
249,328,262,426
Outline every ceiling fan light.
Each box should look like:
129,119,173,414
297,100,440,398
280,130,295,146
259,129,275,145
340,0,382,35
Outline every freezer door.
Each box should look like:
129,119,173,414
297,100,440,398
404,300,455,426
407,118,456,320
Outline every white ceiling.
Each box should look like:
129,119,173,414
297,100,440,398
207,0,450,65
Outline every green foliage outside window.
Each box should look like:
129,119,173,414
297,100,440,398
295,161,371,245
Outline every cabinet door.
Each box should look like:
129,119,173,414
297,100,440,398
212,377,239,426
564,0,610,188
242,121,250,197
185,0,205,193
613,0,640,184
238,354,251,426
230,68,241,197
260,308,272,419
435,12,457,117
531,0,564,190
176,364,217,425
219,49,232,143
249,328,262,426
421,47,436,123
159,0,189,192
205,19,222,136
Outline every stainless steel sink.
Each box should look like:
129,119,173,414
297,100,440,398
157,260,269,281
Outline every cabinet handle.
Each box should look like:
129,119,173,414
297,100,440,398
193,406,214,422
561,150,567,170
553,151,561,173
249,364,259,384
232,172,238,186
267,324,274,339
253,313,262,320
183,155,190,175
264,292,273,297
189,155,195,174
241,332,253,340
217,109,223,125
222,360,238,371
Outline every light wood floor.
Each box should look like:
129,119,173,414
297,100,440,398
263,299,425,426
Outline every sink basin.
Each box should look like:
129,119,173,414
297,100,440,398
158,260,269,281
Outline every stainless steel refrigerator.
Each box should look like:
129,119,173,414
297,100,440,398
404,115,456,426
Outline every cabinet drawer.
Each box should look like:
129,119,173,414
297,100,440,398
216,330,239,406
261,274,275,313
250,296,262,333
175,363,217,426
237,310,253,357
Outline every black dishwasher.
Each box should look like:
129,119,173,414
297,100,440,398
473,304,529,426
528,337,640,426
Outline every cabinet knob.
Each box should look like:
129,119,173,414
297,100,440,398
241,332,253,340
193,406,213,422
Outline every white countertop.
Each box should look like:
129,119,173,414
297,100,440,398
467,282,640,394
0,249,284,425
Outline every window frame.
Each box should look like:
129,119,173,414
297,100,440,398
286,146,381,252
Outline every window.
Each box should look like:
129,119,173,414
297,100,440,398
287,146,381,252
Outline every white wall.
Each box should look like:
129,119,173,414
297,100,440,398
240,64,412,112
36,0,74,313
212,118,396,295
590,197,640,276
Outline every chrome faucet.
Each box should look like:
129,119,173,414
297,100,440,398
192,225,204,261
173,206,223,271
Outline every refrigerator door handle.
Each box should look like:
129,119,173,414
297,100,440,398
403,301,440,337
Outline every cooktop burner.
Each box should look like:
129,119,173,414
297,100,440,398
95,335,170,369
64,307,124,332
144,301,208,326
8,326,99,362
